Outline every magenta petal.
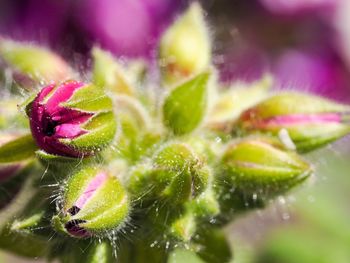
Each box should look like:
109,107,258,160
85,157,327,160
45,81,84,115
30,81,94,157
260,113,342,128
55,124,86,138
52,108,92,125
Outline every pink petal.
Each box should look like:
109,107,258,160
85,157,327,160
74,172,108,209
54,124,86,138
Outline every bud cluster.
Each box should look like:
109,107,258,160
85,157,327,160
0,3,349,263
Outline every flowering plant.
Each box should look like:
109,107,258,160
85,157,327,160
0,3,349,262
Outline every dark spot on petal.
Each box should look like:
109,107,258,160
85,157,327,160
67,206,80,216
65,219,90,238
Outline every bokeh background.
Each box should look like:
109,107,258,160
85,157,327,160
1,0,350,262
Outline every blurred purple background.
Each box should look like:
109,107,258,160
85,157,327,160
1,0,350,98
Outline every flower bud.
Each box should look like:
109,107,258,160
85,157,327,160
221,137,312,197
128,142,208,205
53,166,129,238
92,47,135,96
0,39,71,84
28,80,117,157
159,3,211,84
238,92,350,152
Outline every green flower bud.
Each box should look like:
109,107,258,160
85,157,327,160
159,3,211,84
220,137,312,198
92,47,135,96
53,166,129,238
128,142,208,205
0,39,72,85
238,92,350,152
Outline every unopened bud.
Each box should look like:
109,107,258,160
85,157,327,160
92,47,135,96
221,137,312,197
159,3,211,84
239,92,350,152
53,166,129,238
28,80,117,157
128,142,208,205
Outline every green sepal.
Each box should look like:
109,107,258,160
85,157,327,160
278,123,350,153
163,72,210,135
11,211,45,233
10,188,52,235
61,83,114,112
62,111,117,152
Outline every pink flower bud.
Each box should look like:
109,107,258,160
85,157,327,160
29,80,116,157
239,92,350,152
53,166,129,238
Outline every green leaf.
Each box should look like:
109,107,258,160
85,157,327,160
168,248,205,263
163,72,210,135
0,134,37,163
